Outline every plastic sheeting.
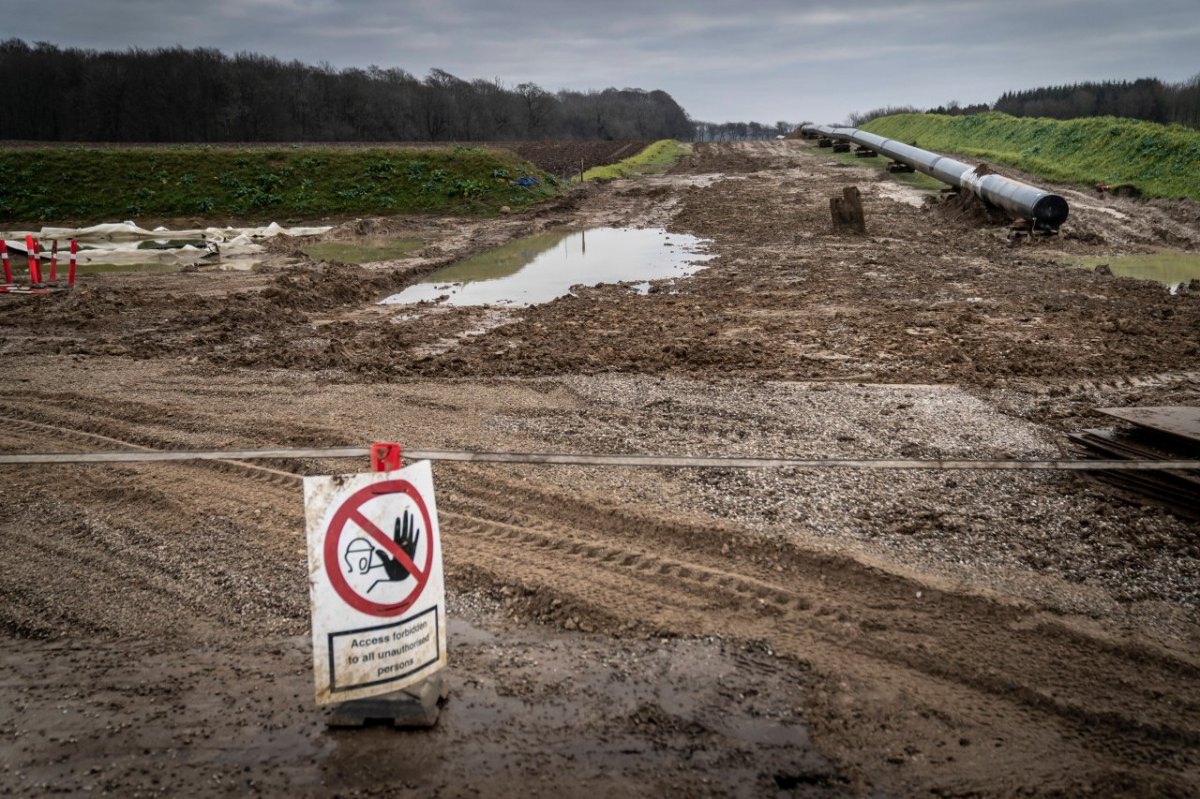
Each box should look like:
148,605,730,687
1,221,332,269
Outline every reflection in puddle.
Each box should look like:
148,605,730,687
64,257,266,275
73,262,183,275
381,227,712,307
136,239,210,251
1068,250,1200,292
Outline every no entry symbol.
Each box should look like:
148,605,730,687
322,480,435,617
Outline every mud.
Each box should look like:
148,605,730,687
0,613,842,798
1,140,1198,797
381,227,711,307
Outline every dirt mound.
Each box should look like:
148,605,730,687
930,165,1011,227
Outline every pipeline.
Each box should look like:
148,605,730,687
801,124,1069,230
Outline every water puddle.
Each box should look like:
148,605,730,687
136,239,209,251
73,261,184,275
381,227,712,307
304,238,424,264
1067,250,1200,292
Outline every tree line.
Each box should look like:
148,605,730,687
692,121,794,141
846,76,1200,129
0,39,705,143
994,78,1200,129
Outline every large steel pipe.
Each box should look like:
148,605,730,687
802,124,1069,230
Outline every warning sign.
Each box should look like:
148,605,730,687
304,460,446,704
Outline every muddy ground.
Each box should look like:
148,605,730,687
1,140,1198,797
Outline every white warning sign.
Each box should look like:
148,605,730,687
303,460,447,704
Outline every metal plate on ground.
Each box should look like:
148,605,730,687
1097,407,1200,447
1073,429,1200,477
1069,421,1200,520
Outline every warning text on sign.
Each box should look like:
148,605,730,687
328,606,440,693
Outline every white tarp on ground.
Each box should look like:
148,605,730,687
28,220,332,241
1,221,332,268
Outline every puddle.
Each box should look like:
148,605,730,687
304,237,423,264
1067,250,1200,292
381,227,712,307
73,262,184,275
136,239,209,251
34,258,265,276
322,615,837,794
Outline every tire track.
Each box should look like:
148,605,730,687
443,499,1200,790
444,506,1187,791
0,421,308,640
0,410,304,487
443,498,1199,739
5,404,1198,731
442,471,1200,767
2,405,1197,792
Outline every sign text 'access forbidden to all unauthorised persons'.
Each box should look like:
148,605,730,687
329,608,440,692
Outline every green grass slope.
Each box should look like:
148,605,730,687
861,112,1200,201
0,146,555,223
581,140,690,181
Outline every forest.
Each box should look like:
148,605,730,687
848,77,1200,129
994,78,1200,128
0,39,704,143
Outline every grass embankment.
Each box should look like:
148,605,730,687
581,140,690,181
861,112,1200,201
0,146,556,223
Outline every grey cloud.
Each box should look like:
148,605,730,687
2,0,1196,123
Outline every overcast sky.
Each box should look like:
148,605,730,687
4,0,1197,124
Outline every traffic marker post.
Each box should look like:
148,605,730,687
1,240,11,286
1,238,79,294
25,235,41,286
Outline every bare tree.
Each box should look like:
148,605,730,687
515,82,555,134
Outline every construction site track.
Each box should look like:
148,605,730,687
1,398,1197,794
2,140,1198,796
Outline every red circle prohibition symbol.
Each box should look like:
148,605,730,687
323,479,435,617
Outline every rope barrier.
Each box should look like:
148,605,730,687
0,446,1197,471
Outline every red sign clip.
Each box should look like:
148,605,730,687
370,442,402,472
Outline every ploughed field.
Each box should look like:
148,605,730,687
506,139,652,178
1,140,1198,797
